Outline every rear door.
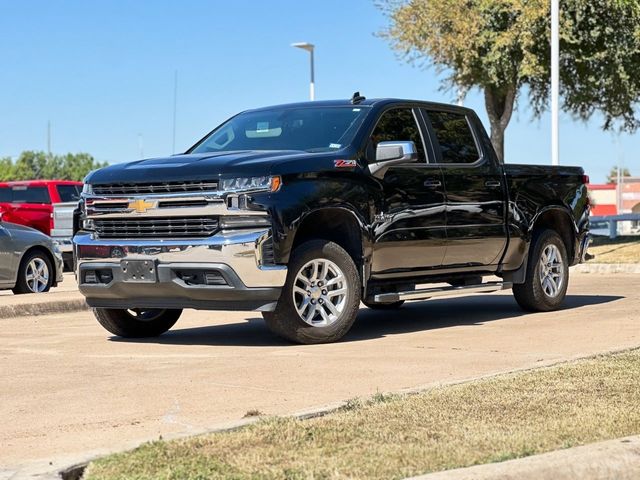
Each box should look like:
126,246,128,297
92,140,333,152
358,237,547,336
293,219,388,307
370,106,447,277
421,108,507,267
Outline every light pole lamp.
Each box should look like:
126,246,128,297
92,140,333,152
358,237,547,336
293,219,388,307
291,42,315,101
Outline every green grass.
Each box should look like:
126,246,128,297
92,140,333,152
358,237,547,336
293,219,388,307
84,349,640,480
589,236,640,263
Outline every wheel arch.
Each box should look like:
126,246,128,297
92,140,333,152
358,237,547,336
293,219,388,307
290,207,366,272
530,206,577,261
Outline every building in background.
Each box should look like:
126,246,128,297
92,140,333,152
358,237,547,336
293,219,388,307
621,177,640,215
587,183,617,216
589,178,640,235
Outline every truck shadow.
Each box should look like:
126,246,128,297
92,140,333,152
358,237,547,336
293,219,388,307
110,293,623,347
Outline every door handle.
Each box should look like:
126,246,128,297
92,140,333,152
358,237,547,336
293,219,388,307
423,180,442,188
485,180,501,188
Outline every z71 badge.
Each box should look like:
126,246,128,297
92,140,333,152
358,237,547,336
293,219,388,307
334,159,357,168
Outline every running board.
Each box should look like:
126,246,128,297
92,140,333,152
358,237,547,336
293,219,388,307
373,281,513,303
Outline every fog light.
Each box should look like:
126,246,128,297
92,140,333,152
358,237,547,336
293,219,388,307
84,270,98,284
98,270,113,284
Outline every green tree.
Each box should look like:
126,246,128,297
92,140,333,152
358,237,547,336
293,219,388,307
378,0,640,162
0,151,107,182
606,166,631,184
0,157,14,181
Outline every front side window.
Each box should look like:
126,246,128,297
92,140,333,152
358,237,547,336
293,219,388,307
191,106,369,154
57,185,81,203
425,110,480,164
370,108,426,162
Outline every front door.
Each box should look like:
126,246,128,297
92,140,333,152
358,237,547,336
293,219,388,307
421,108,507,267
370,107,447,278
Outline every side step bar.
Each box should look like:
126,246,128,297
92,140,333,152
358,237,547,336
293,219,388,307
373,281,513,303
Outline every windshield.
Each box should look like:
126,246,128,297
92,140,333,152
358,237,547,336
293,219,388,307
191,106,369,154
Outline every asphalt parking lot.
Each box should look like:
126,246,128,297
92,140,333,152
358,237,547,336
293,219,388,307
1,272,638,474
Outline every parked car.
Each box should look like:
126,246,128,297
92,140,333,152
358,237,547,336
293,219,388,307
0,180,83,236
0,220,64,294
73,95,590,343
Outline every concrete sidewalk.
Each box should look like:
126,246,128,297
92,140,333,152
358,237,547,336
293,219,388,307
0,273,87,319
411,435,640,480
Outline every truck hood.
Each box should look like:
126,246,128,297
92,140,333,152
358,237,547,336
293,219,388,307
87,150,329,185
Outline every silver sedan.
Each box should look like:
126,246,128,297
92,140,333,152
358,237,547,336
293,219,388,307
0,221,64,294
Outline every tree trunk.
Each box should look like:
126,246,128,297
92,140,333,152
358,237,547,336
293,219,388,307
484,86,516,163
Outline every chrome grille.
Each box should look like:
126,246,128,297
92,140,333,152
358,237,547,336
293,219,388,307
92,181,218,196
94,217,218,238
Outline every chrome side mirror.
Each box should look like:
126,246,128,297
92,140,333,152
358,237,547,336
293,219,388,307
368,141,419,178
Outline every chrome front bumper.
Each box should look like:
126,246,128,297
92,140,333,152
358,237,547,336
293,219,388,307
73,229,287,311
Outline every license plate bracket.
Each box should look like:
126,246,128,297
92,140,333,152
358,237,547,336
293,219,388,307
121,260,158,283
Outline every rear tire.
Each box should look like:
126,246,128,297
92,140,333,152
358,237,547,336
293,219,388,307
513,229,569,312
262,240,361,344
93,308,182,338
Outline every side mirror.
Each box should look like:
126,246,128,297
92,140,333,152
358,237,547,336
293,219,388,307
369,141,419,178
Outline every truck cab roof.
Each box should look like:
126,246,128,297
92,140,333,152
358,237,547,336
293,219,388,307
246,98,476,116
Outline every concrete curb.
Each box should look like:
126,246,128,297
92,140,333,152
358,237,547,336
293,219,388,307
575,263,640,274
0,298,88,319
407,435,640,480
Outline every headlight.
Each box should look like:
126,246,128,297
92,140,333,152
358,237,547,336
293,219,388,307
82,183,93,195
220,176,281,193
218,215,272,229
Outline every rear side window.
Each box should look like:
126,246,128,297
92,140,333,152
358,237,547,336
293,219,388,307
57,185,81,202
0,188,10,202
4,186,51,204
425,110,480,164
370,108,426,162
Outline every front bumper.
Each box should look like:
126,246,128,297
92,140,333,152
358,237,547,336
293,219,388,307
73,229,287,311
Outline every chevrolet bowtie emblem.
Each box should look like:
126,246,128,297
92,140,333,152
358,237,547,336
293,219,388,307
129,199,155,214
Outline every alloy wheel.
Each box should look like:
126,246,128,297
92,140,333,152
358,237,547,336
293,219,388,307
538,244,564,298
292,258,348,327
25,258,49,293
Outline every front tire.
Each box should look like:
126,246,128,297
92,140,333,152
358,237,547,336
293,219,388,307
93,308,182,338
262,240,361,344
13,250,54,294
513,229,569,312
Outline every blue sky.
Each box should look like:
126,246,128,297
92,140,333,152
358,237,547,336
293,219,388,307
0,0,637,183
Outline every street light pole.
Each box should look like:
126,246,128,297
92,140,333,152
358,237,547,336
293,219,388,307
551,0,560,166
291,42,315,101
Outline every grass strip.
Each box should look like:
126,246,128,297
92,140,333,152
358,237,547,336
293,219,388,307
588,236,640,263
84,349,640,480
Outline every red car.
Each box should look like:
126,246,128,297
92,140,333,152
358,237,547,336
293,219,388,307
0,180,83,235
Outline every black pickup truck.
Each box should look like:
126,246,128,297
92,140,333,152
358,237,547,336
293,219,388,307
74,95,590,344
